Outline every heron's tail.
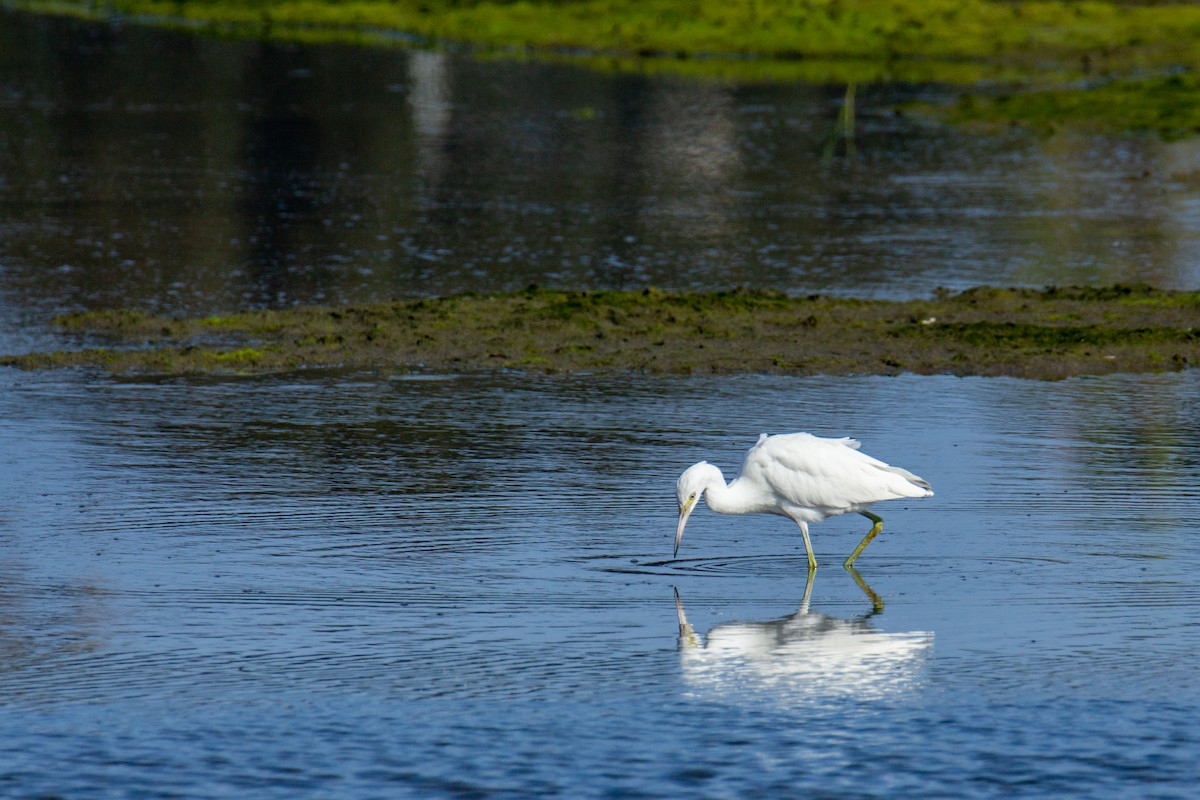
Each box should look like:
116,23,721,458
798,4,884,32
886,465,933,496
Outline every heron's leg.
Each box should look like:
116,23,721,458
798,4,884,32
797,520,817,571
843,511,884,568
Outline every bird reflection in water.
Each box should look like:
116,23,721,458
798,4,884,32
674,570,932,704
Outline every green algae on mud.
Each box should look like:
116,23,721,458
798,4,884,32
929,74,1200,139
4,285,1198,379
13,0,1200,84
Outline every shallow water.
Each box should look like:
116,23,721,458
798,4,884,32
3,368,1199,797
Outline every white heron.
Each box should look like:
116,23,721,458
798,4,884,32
674,433,933,569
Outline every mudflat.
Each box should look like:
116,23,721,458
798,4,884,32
5,285,1198,379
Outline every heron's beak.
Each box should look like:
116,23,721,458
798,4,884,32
674,498,695,558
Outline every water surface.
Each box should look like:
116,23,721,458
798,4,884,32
5,7,1200,358
3,8,1200,797
2,368,1198,797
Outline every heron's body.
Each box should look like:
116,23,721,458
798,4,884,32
674,433,933,569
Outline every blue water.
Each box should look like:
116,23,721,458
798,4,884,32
2,368,1198,797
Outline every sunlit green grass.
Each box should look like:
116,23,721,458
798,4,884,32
16,0,1200,75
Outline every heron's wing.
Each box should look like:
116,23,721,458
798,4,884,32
741,433,928,510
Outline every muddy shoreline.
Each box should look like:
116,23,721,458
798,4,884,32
4,285,1197,379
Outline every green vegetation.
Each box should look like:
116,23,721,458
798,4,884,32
4,285,1198,379
932,73,1200,137
14,0,1200,80
17,0,1200,132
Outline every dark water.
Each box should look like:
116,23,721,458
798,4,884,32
4,7,1200,798
5,7,1200,351
3,368,1200,798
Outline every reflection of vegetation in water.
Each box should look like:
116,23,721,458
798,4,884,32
822,83,856,162
4,285,1198,379
18,0,1200,133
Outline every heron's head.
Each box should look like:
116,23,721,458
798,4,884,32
675,461,721,557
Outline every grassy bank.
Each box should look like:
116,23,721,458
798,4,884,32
13,0,1200,79
4,285,1198,379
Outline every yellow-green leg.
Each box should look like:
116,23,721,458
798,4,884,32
843,511,884,569
798,520,818,571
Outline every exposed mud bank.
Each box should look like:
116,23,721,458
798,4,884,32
4,285,1198,379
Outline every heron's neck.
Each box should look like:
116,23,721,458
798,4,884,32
703,473,758,515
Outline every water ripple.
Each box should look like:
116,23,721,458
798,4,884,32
3,368,1200,798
